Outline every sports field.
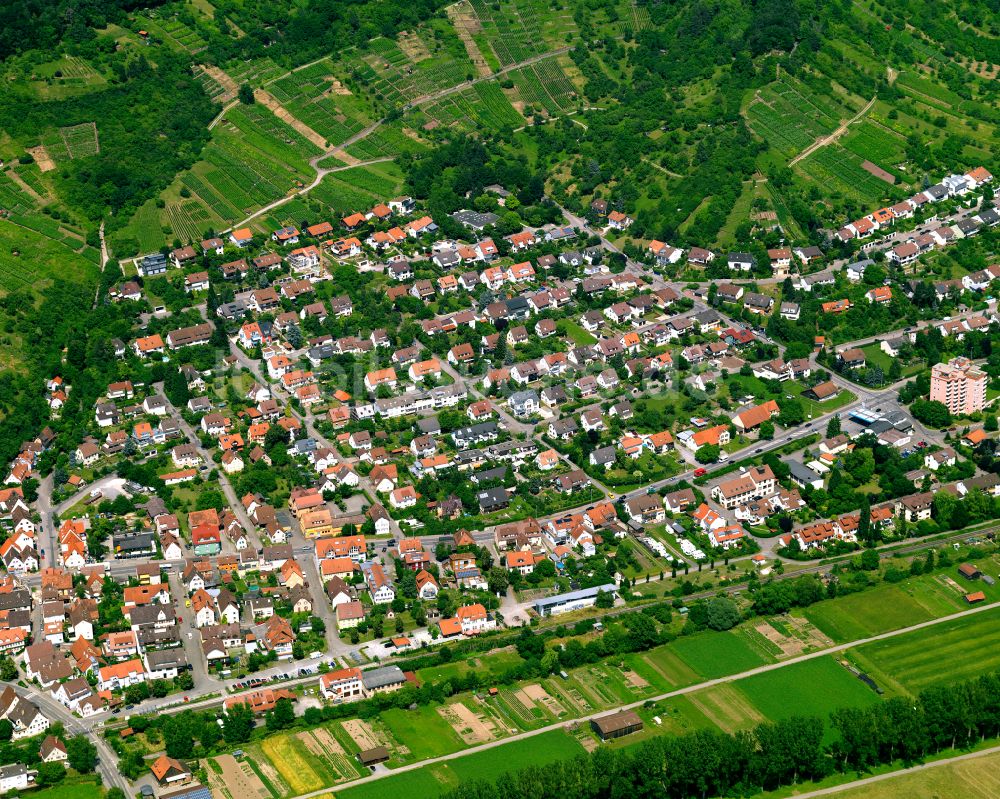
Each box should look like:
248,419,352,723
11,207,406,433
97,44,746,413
850,606,1000,694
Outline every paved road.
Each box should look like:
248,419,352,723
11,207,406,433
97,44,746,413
35,472,128,568
276,600,1000,799
13,683,129,793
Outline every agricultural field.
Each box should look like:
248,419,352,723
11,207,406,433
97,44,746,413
311,162,406,215
59,122,100,159
136,8,209,53
132,102,323,245
415,649,525,684
343,123,426,161
803,565,1000,642
668,630,774,679
508,62,578,117
736,656,882,724
268,62,377,146
850,606,1000,695
745,76,858,160
26,55,108,98
0,222,98,297
796,143,904,204
226,57,289,86
0,171,43,216
379,705,467,760
826,748,1000,799
334,730,585,799
840,119,908,166
348,25,475,112
420,81,524,130
465,0,576,68
257,727,365,794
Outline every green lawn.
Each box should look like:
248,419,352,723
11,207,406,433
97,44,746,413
669,630,773,679
850,605,1000,695
861,344,923,378
28,780,104,799
558,319,597,345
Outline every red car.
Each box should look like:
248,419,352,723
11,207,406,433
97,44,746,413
693,468,707,477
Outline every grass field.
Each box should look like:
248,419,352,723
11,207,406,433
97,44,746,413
334,730,585,799
804,579,964,642
669,630,773,680
851,605,1000,695
825,748,1000,799
27,780,103,799
380,705,466,760
416,649,525,684
738,656,881,722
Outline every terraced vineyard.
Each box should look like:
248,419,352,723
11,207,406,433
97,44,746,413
343,123,426,161
840,119,908,166
467,0,575,67
798,144,902,203
746,76,859,160
226,57,288,87
268,62,376,146
509,63,576,116
192,65,232,103
311,162,406,214
351,29,476,111
151,103,322,240
421,82,523,129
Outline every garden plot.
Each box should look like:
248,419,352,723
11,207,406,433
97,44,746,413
542,678,593,715
753,616,833,659
342,718,396,753
438,700,497,744
209,754,274,799
519,683,568,718
27,145,56,172
446,1,494,76
195,64,238,103
686,684,765,734
397,30,431,62
60,122,99,159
